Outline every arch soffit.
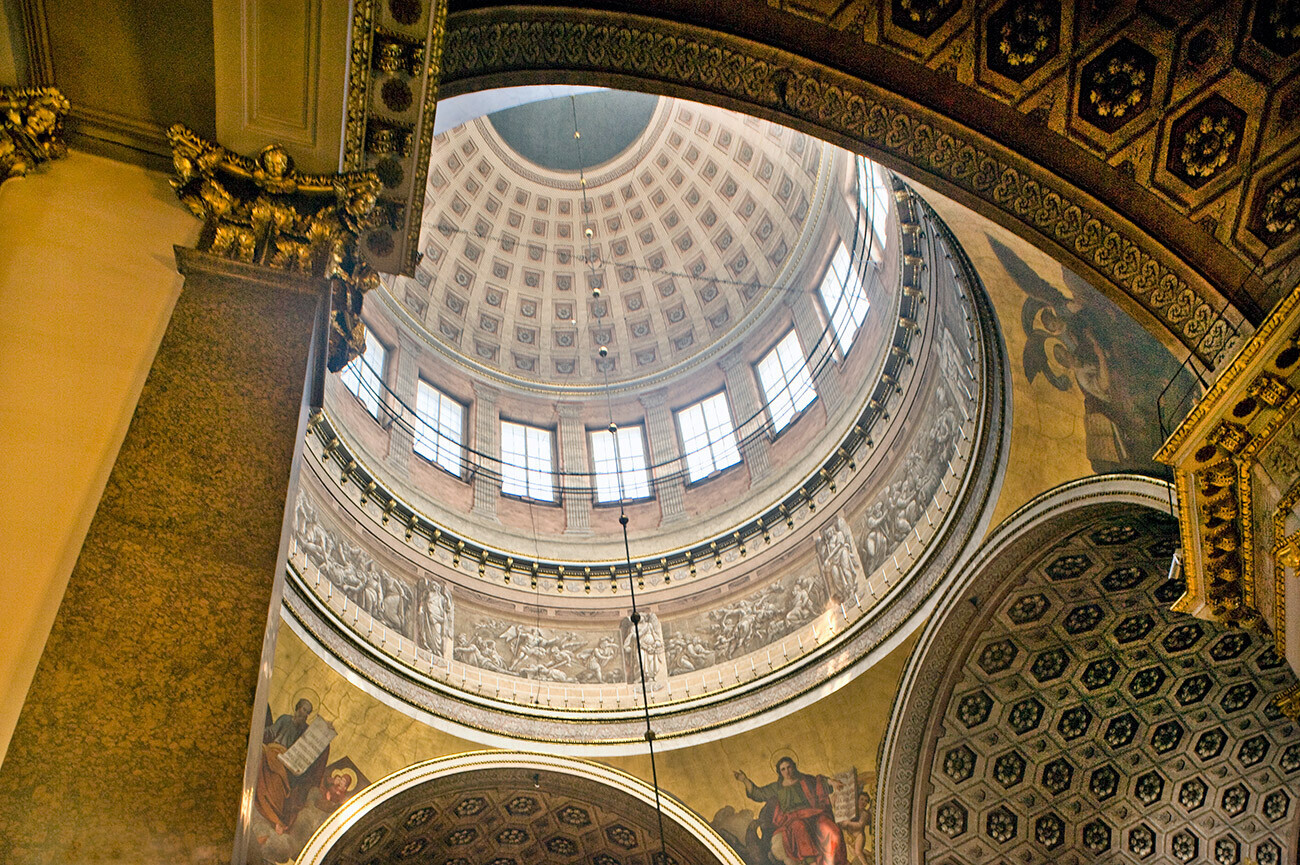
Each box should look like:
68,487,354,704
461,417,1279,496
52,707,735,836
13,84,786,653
296,751,747,865
417,8,1261,370
873,474,1179,864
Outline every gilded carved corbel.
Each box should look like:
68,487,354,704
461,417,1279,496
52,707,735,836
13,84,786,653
166,124,382,371
0,86,70,184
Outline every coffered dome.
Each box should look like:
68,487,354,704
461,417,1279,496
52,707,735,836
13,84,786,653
384,91,834,392
295,87,1008,746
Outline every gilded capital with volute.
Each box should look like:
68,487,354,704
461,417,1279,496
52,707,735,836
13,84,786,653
0,86,70,184
166,124,384,371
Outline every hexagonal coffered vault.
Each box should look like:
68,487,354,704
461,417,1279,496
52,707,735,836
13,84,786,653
877,477,1300,865
296,752,744,865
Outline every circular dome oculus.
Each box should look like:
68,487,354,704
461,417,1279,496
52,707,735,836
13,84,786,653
487,90,659,171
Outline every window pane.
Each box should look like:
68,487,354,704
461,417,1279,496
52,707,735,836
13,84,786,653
590,426,651,502
856,157,890,259
819,243,870,354
757,331,817,433
500,422,529,497
500,421,554,501
871,161,891,249
677,393,740,482
341,328,385,418
414,381,463,476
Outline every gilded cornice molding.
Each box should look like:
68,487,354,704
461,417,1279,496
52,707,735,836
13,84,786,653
1158,280,1300,694
0,85,69,185
341,0,449,276
359,8,1248,368
166,125,383,372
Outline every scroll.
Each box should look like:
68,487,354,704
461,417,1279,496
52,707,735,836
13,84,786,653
830,768,859,822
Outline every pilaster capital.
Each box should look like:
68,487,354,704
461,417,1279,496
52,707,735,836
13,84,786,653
638,387,671,412
717,344,749,373
165,124,383,374
1,87,70,184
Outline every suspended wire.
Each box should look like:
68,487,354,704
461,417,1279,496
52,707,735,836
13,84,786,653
352,150,892,503
574,93,671,865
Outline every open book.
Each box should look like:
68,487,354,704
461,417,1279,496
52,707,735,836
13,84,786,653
278,717,336,776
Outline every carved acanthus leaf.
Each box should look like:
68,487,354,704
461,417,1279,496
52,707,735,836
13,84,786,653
166,124,383,371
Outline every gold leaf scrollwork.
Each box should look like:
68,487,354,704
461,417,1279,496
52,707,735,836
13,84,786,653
0,86,70,184
1275,683,1300,721
166,124,383,372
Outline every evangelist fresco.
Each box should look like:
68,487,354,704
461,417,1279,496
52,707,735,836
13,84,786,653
717,760,876,865
990,236,1200,477
248,622,913,864
251,694,370,863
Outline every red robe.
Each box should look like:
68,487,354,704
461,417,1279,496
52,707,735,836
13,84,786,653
755,775,847,865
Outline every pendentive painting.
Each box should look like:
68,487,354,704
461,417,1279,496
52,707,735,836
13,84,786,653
712,756,876,865
251,692,370,864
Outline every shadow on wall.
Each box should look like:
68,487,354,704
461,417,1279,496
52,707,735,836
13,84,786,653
989,236,1201,476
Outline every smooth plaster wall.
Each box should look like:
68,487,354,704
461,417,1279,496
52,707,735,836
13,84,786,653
0,151,197,765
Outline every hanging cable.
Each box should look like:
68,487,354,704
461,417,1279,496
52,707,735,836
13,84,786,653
571,92,671,865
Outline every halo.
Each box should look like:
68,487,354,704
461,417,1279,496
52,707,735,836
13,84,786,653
291,687,323,715
769,747,799,769
332,767,359,791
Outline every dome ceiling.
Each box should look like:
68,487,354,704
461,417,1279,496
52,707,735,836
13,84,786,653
878,501,1300,865
487,90,659,172
291,174,1009,745
385,92,833,392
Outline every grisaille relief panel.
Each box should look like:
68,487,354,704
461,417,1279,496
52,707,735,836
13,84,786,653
849,384,964,579
293,491,453,658
664,563,829,675
451,610,626,684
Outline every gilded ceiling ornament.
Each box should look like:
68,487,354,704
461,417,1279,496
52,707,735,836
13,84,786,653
1261,171,1300,239
1179,115,1237,178
165,124,383,372
1086,55,1148,119
891,0,961,36
1253,0,1300,55
1167,97,1246,189
995,2,1054,68
0,86,70,185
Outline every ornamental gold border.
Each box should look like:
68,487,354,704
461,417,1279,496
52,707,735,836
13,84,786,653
340,6,1247,367
1158,281,1300,461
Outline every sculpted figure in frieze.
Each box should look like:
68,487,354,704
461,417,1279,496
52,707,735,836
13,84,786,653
415,578,452,658
622,612,666,687
816,514,865,604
